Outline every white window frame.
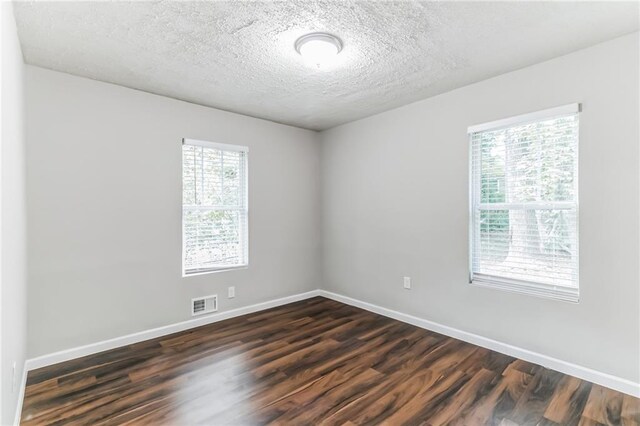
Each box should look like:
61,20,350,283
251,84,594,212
468,104,580,302
182,138,249,276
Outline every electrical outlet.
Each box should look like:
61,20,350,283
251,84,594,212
228,286,235,299
403,277,411,290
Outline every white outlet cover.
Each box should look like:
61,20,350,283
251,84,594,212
403,277,411,289
228,286,235,298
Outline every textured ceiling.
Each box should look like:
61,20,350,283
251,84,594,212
14,1,640,131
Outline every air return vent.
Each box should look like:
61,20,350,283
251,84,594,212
191,295,217,316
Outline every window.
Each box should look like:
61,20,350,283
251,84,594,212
182,139,248,275
469,104,579,302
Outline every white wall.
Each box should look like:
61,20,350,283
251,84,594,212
321,33,639,383
1,1,27,424
26,66,321,358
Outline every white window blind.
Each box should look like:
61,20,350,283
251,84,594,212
182,139,248,275
469,104,579,302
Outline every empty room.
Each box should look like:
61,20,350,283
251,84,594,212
1,1,639,425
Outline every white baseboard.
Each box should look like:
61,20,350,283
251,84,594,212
19,287,639,413
13,364,27,426
24,290,321,372
318,290,640,398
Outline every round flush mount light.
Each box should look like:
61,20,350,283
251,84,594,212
295,32,343,67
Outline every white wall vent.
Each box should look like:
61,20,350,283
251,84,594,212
191,294,217,316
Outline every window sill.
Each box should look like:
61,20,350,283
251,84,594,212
470,274,579,303
183,265,248,277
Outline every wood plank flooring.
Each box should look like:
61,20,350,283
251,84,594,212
21,297,640,425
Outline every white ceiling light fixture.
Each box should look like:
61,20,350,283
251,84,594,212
295,32,343,68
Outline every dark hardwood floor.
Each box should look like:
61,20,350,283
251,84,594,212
21,297,639,425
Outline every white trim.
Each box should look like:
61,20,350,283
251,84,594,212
471,274,579,303
24,290,320,371
317,290,640,398
13,364,27,426
183,265,248,277
182,138,249,153
477,201,575,210
18,288,639,406
467,103,580,134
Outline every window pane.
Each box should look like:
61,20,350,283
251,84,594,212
182,141,248,273
480,133,506,203
470,109,579,294
477,115,578,204
184,209,247,271
182,145,197,206
475,208,577,287
222,151,243,207
202,148,223,206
